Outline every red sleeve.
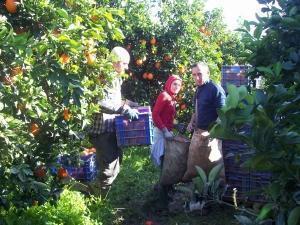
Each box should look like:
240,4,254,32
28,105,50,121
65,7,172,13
152,92,169,130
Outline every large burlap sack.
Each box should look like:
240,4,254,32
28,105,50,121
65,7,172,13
182,129,223,182
160,135,190,185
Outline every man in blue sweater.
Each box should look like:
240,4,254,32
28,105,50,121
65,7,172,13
183,62,226,181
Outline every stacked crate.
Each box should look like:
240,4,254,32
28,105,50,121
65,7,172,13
115,106,154,147
222,139,272,202
221,65,249,92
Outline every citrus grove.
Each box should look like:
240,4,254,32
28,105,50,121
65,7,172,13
4,0,299,225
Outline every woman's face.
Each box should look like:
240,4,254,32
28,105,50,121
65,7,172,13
170,80,182,94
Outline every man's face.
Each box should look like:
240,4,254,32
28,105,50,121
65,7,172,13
113,60,129,74
191,65,208,86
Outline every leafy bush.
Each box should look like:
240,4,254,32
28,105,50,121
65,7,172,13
211,1,300,224
2,190,99,225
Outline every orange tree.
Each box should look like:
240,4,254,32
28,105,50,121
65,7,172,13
112,0,245,124
0,0,124,207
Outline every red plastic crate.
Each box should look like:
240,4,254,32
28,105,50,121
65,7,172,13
115,106,154,147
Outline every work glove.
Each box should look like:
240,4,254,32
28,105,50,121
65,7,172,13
123,108,139,121
162,127,174,140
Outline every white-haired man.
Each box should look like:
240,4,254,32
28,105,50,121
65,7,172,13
88,46,139,195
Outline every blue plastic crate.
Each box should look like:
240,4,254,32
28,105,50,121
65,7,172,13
55,153,97,181
115,113,154,147
222,136,272,202
221,65,249,92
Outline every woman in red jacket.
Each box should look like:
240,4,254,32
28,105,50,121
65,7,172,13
151,74,182,207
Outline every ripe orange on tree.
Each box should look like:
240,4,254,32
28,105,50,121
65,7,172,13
143,72,148,80
147,73,154,80
180,103,187,110
63,108,71,121
136,58,143,66
154,62,161,69
57,167,68,179
29,123,40,136
34,166,46,178
10,66,23,77
59,53,70,64
85,52,96,65
5,0,18,14
150,37,157,45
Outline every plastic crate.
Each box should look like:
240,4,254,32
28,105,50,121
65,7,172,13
55,153,97,181
115,108,154,147
221,65,249,93
222,138,272,202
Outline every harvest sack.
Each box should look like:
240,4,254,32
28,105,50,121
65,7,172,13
160,136,190,185
182,129,223,182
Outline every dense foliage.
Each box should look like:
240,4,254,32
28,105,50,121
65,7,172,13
0,0,124,207
211,0,300,224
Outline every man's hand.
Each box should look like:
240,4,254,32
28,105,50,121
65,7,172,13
123,108,139,120
162,127,174,140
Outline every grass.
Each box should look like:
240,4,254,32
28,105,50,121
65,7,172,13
88,146,240,225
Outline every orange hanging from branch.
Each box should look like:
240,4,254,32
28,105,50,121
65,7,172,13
5,0,18,14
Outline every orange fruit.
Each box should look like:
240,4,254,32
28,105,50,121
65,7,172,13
91,15,99,22
57,167,68,179
63,108,71,121
29,123,40,136
136,59,143,66
205,30,212,36
85,52,96,65
154,62,161,69
5,0,18,14
147,73,154,80
150,37,157,45
180,103,187,110
143,72,148,79
34,166,46,178
10,66,23,76
59,53,70,64
145,220,153,225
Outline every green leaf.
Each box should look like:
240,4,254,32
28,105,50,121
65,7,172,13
257,66,273,75
57,8,69,19
273,62,282,77
257,203,273,220
208,164,223,183
195,165,207,183
288,207,300,225
225,84,239,109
